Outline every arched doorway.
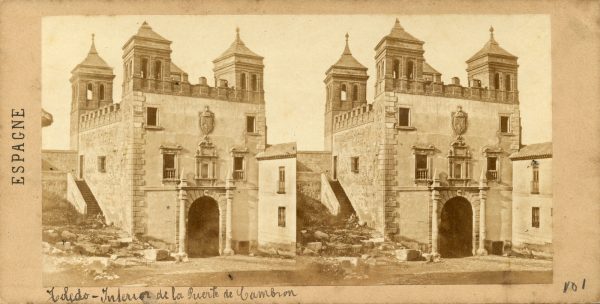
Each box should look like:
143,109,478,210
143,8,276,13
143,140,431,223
187,196,220,257
439,197,473,258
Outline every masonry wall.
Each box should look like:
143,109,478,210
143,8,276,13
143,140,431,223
42,150,77,204
332,121,384,231
396,189,431,250
78,115,132,232
140,92,266,249
296,151,332,204
257,157,297,254
512,158,552,252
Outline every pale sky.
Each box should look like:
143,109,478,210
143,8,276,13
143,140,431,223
42,15,551,150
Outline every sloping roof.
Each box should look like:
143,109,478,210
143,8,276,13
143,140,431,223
169,62,186,74
215,28,262,60
136,21,169,42
77,35,111,68
256,142,297,160
510,142,552,160
330,33,367,70
384,19,423,43
423,61,441,75
467,27,517,62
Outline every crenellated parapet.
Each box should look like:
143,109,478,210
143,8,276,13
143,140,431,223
381,78,519,104
333,103,375,132
79,103,122,131
129,77,265,104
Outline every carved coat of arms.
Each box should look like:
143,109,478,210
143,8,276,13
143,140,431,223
451,106,468,138
199,106,215,136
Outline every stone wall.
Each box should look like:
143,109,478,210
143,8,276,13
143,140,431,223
296,151,331,204
42,150,77,203
257,157,296,254
512,158,552,251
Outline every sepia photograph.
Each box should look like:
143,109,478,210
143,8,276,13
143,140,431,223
39,15,554,287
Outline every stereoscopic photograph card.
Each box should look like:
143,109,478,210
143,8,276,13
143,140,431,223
1,0,599,303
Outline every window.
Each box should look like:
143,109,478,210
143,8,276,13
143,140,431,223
351,157,359,173
532,207,540,228
146,107,158,127
487,157,498,180
251,74,258,91
163,154,176,179
352,84,358,101
154,60,162,80
500,116,510,133
531,161,540,194
340,84,347,101
415,154,428,180
278,166,285,193
246,116,256,133
240,73,246,90
86,83,93,101
505,74,511,91
278,207,286,227
453,163,462,179
406,60,414,80
393,59,400,79
99,84,105,101
141,58,148,79
233,156,245,180
494,73,500,90
97,156,106,173
200,162,210,179
398,107,410,127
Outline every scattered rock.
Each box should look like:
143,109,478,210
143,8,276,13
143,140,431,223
61,230,77,241
395,249,421,261
360,240,374,249
314,231,330,241
306,242,323,252
143,248,169,261
110,254,119,260
108,240,123,248
302,248,315,256
43,230,60,243
351,244,363,254
42,242,52,254
361,254,370,260
335,257,358,267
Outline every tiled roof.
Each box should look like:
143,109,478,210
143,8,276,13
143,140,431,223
423,61,441,75
510,142,553,160
215,28,262,60
77,35,111,69
385,19,423,43
467,27,517,62
331,33,367,70
256,142,297,160
136,21,169,42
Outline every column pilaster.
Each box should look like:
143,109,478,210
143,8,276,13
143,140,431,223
223,175,235,255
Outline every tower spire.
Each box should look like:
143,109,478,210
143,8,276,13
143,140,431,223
343,33,351,55
235,26,241,43
489,26,497,44
89,33,98,54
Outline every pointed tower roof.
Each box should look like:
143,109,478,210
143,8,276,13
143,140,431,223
214,27,263,61
467,26,517,62
136,21,169,41
386,18,423,43
423,61,441,76
72,34,113,75
330,33,367,70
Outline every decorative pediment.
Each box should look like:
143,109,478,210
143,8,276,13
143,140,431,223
481,145,503,156
412,144,436,154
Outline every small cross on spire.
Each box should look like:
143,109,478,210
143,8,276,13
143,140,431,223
236,26,240,41
489,26,494,39
343,33,352,55
92,33,95,43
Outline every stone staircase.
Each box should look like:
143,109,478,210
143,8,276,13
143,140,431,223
75,180,103,217
328,180,356,219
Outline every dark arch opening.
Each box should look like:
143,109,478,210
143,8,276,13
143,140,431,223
352,84,358,101
504,74,511,91
494,73,500,90
187,196,220,257
154,60,162,80
393,59,400,79
439,196,473,258
141,58,148,79
406,60,414,80
251,74,258,91
240,73,247,90
340,84,347,101
99,84,105,101
86,83,93,101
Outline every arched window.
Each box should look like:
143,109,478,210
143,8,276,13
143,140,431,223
393,59,400,79
494,73,500,90
99,84,105,101
240,73,247,90
406,60,414,80
154,61,162,80
352,84,358,101
505,74,511,91
340,84,347,101
86,83,93,101
141,58,148,79
251,74,258,91
326,86,330,101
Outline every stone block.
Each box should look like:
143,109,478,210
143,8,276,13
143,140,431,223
60,230,77,241
306,242,323,252
98,244,112,255
335,257,358,267
143,249,170,261
395,249,421,261
314,231,329,241
351,244,363,254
